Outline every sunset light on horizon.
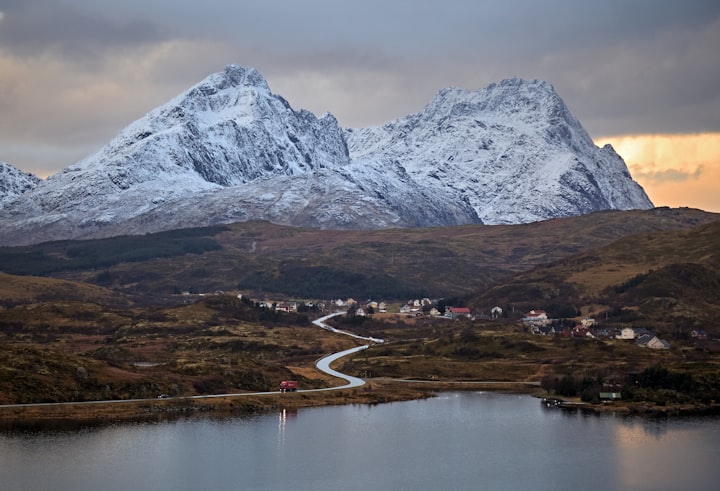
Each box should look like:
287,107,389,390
596,133,720,213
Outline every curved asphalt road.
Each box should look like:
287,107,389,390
304,345,369,391
303,311,385,390
311,311,385,344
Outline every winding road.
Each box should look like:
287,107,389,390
304,311,385,390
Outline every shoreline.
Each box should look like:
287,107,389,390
0,379,544,429
2,379,718,431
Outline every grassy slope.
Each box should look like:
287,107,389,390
0,207,716,300
0,294,354,405
0,272,133,307
1,208,719,410
469,220,720,334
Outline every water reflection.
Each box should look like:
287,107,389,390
615,419,719,491
1,393,719,491
277,408,296,450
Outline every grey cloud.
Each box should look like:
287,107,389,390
0,1,168,59
20,1,719,59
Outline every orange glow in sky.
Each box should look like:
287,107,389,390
595,133,720,213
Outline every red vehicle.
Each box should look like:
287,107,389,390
279,381,299,392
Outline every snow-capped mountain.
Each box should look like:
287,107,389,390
0,161,40,208
0,65,652,246
346,79,651,224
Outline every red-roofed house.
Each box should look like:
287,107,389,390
447,307,472,319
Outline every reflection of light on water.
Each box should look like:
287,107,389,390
277,409,287,450
615,420,716,490
615,420,669,444
277,409,297,452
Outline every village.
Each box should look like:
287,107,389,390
229,292,687,351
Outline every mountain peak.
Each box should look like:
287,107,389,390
496,77,554,89
220,64,270,92
423,77,566,123
0,70,653,245
163,64,272,119
0,161,40,208
346,77,652,224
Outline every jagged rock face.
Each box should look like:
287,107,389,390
0,162,40,208
0,66,652,246
345,79,652,224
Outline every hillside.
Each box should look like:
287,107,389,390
1,209,719,410
0,208,715,301
469,219,720,334
0,272,132,308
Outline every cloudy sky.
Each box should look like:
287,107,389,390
1,0,718,211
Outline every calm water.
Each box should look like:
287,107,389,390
1,392,719,491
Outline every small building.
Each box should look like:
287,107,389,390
275,303,289,312
522,310,549,327
447,307,472,319
635,334,670,350
616,327,636,340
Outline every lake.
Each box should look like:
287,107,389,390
1,391,719,491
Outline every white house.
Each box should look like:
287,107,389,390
522,310,549,326
616,327,637,340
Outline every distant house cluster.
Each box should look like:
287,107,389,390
523,309,671,349
254,299,300,312
616,327,670,349
399,298,434,314
396,298,485,320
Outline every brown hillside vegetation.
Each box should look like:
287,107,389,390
0,207,716,300
0,294,354,405
1,208,719,417
470,220,720,335
0,272,132,307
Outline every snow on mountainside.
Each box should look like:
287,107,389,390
0,65,652,246
0,162,40,208
345,78,652,224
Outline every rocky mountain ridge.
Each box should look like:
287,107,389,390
0,65,652,246
0,162,40,207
